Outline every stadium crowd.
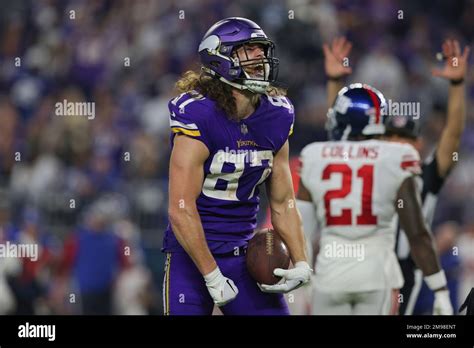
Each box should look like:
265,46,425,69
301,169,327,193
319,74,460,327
0,0,473,315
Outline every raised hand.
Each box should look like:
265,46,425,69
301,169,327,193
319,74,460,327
432,39,470,82
323,37,353,79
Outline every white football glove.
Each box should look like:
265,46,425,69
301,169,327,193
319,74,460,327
433,290,453,315
425,270,453,315
204,267,238,306
259,261,312,293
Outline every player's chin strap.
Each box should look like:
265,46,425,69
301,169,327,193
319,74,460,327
202,67,269,94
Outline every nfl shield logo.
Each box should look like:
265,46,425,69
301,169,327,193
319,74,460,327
240,124,248,135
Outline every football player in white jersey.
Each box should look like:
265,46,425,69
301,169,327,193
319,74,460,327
296,83,453,315
317,37,468,315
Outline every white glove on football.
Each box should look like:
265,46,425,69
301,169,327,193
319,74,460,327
433,290,453,315
204,267,238,306
259,261,312,293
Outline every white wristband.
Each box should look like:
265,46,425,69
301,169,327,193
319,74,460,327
425,270,447,291
295,261,311,270
203,267,221,284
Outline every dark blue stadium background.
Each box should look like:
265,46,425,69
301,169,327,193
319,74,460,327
0,0,473,315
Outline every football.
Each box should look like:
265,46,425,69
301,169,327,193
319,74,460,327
246,228,291,285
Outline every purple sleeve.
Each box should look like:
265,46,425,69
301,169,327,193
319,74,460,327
168,93,213,151
270,96,295,152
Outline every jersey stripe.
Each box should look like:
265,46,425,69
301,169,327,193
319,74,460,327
170,119,199,130
163,253,171,315
401,159,421,174
171,127,201,137
365,87,381,124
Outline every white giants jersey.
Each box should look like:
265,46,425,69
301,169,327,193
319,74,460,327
300,140,421,292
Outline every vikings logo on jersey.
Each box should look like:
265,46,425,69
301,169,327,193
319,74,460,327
163,91,294,253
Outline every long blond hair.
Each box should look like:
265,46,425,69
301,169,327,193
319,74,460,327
175,70,286,120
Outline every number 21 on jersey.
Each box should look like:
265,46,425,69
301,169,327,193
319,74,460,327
322,163,377,226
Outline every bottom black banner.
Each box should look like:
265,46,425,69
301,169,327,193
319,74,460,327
0,315,473,346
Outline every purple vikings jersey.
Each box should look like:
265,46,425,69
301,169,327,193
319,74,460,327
163,90,294,253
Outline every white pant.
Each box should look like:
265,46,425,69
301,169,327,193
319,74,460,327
285,282,313,315
312,287,393,315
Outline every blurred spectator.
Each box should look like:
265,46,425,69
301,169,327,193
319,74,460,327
414,222,461,314
112,219,155,315
0,0,473,315
0,226,21,314
59,195,129,315
353,41,407,101
458,223,474,307
6,208,56,315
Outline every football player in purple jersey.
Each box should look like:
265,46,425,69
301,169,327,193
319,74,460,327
162,17,312,315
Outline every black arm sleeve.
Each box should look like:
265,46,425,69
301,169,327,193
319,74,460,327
421,152,445,200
